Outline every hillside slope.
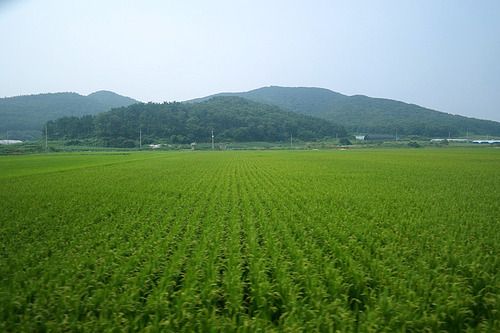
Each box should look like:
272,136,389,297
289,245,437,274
189,86,500,137
47,96,347,146
86,90,138,109
0,91,138,140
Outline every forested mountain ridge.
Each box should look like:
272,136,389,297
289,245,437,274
188,86,500,137
86,90,138,109
0,91,138,140
188,86,345,116
46,96,347,147
5,86,499,142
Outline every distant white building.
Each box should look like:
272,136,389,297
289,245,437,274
0,140,22,145
472,140,500,144
431,139,467,142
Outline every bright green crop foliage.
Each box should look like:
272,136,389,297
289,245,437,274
0,149,499,331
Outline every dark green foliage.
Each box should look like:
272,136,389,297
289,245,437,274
364,134,396,140
339,137,352,145
0,142,44,155
86,90,138,109
189,86,345,116
47,96,347,147
190,86,500,137
0,91,138,140
407,141,421,148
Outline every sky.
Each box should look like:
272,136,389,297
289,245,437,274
1,0,499,122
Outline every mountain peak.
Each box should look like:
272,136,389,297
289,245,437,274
187,86,500,137
86,91,138,108
0,91,139,140
87,90,116,96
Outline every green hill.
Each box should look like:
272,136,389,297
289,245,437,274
46,96,347,147
189,86,500,137
0,91,138,140
86,90,138,109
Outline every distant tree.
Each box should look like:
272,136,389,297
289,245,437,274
1,91,137,141
213,87,500,138
41,96,351,147
339,138,352,145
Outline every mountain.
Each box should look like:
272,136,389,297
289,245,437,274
188,86,500,137
188,86,345,116
47,96,347,147
86,90,138,109
0,91,139,140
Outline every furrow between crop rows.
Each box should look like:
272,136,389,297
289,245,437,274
0,150,498,331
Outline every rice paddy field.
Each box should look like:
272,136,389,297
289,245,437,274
0,149,499,331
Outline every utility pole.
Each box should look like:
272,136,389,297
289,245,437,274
45,125,48,149
139,129,142,150
212,129,214,150
290,134,293,147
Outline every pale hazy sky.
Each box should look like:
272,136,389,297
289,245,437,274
1,0,499,121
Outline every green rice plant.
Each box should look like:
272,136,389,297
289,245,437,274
0,149,499,331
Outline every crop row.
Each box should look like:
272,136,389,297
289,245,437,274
0,149,499,331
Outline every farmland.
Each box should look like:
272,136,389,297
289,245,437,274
0,149,499,331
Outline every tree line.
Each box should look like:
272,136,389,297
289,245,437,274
44,97,348,147
215,86,500,137
1,91,137,141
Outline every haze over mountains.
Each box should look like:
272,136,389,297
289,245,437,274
0,91,138,140
46,97,347,147
189,87,500,138
1,87,499,141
